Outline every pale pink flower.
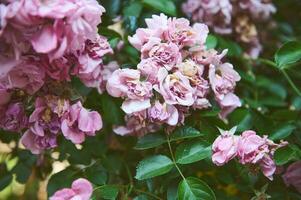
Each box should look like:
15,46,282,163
50,178,93,200
128,28,153,51
212,127,239,166
282,161,301,193
239,0,276,19
165,18,208,47
137,58,161,83
106,69,153,100
2,57,45,95
142,41,181,71
42,57,71,81
154,68,195,106
61,101,102,144
114,111,159,136
237,130,268,164
0,102,28,132
28,97,62,138
209,63,241,118
21,129,58,154
74,36,113,93
237,130,287,180
259,155,277,181
148,101,179,126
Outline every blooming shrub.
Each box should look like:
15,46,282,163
107,14,241,136
0,0,300,200
0,0,114,154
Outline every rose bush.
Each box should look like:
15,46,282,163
0,0,300,199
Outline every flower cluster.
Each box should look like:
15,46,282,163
0,0,112,154
212,127,288,180
182,0,276,58
107,14,241,136
50,178,93,200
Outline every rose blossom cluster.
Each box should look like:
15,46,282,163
50,178,93,200
0,0,114,154
107,14,241,136
212,127,288,180
182,0,276,58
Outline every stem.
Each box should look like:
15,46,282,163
166,135,186,180
257,58,277,68
282,70,301,96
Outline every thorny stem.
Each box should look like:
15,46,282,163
166,135,186,180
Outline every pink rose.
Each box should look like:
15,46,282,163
137,58,161,83
21,129,58,154
43,57,71,81
209,63,241,118
259,155,277,180
165,18,209,48
148,101,179,126
0,102,28,132
50,178,93,200
154,68,195,106
145,13,168,37
282,161,301,193
73,36,113,93
28,97,63,137
3,57,45,95
114,111,159,136
61,101,102,144
142,41,181,71
237,130,287,180
239,0,276,19
106,68,153,100
212,127,239,166
128,28,153,51
237,130,267,164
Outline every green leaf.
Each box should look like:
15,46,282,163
178,177,216,200
0,174,12,191
175,141,211,165
269,124,296,140
275,41,301,68
100,93,123,125
229,109,253,132
167,184,178,200
292,97,301,110
135,155,173,180
170,126,203,142
142,0,177,16
100,0,121,17
135,134,166,150
47,167,77,196
85,165,107,186
256,76,287,99
123,1,143,17
274,145,299,165
95,185,119,200
206,35,218,50
0,164,12,191
217,37,242,57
